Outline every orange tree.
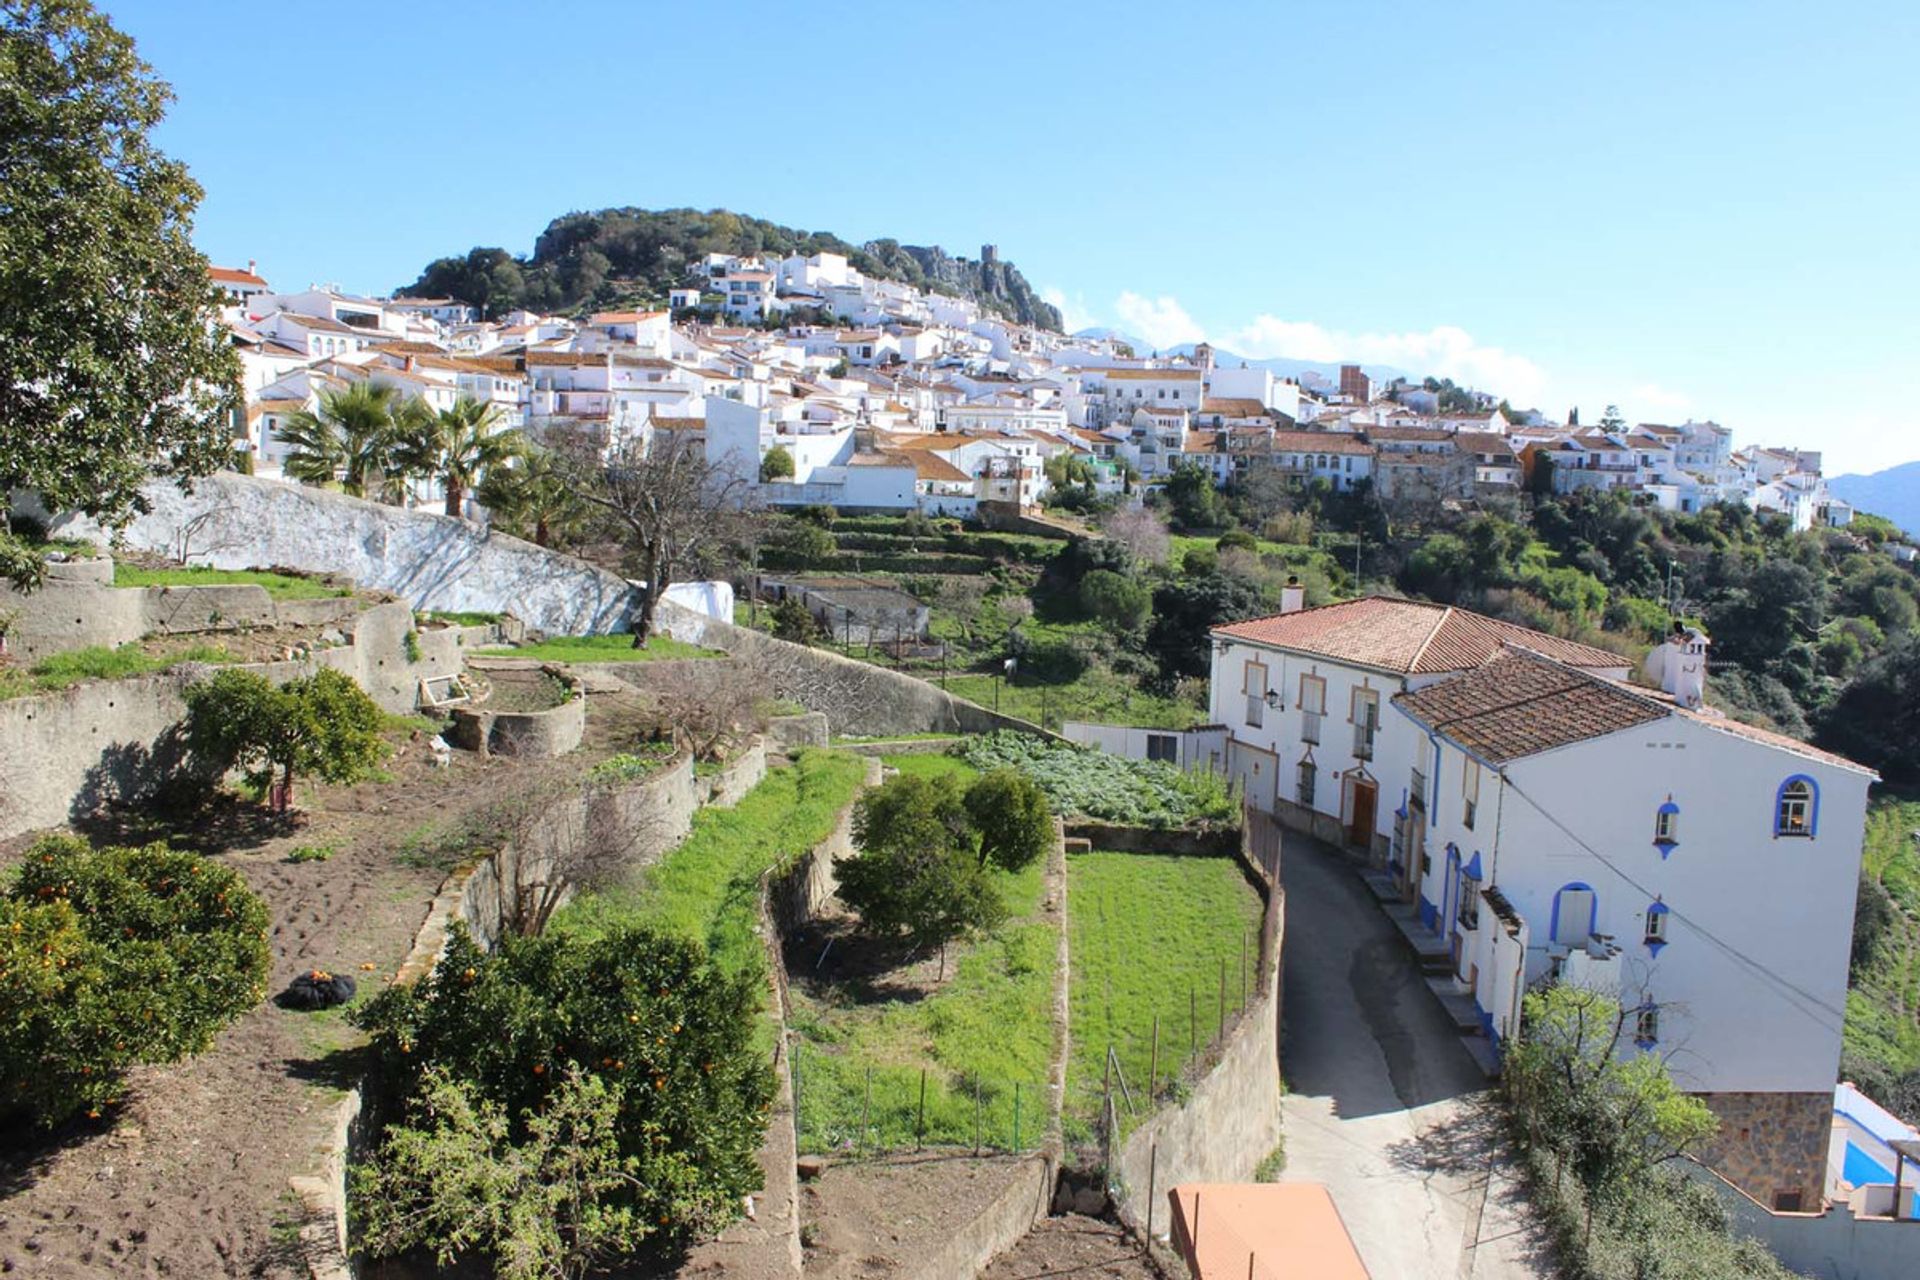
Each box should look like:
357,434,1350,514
352,923,772,1276
0,835,270,1124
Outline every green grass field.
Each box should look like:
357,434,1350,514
475,633,725,663
111,563,351,599
552,749,867,983
0,642,238,699
1065,850,1266,1143
1846,792,1920,1081
877,752,976,784
942,667,1203,730
788,846,1054,1154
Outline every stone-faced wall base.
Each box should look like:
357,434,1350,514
1695,1091,1832,1211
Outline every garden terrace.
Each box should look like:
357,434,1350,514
473,632,725,663
958,731,1237,828
1065,848,1266,1144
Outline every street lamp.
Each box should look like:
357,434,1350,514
996,656,1017,714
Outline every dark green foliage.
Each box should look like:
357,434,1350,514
1164,463,1229,530
769,598,819,645
1146,573,1267,681
353,923,773,1270
403,207,1063,328
183,668,386,808
0,531,45,591
964,770,1053,873
1215,529,1258,553
767,517,835,563
1181,545,1219,577
0,1,241,528
839,774,1007,953
1854,872,1897,979
1077,569,1150,632
1818,635,1920,782
0,836,270,1124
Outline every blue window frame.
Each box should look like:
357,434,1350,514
1644,900,1671,955
1550,882,1598,946
1653,798,1679,856
1774,776,1819,838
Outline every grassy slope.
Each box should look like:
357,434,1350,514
475,634,724,663
0,642,237,699
552,749,867,982
1065,850,1265,1143
111,563,350,599
1846,792,1920,1078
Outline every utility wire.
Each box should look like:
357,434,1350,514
1500,774,1850,1040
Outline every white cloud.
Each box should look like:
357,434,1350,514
1039,286,1096,335
1113,291,1207,351
1229,316,1550,405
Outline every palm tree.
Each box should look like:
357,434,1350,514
278,382,406,498
394,396,522,518
477,444,587,547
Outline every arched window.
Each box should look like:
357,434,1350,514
1653,798,1679,857
1775,776,1818,838
1550,882,1597,947
1644,899,1670,955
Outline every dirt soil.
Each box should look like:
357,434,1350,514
979,1214,1165,1279
139,621,350,664
799,1152,1033,1280
0,693,660,1279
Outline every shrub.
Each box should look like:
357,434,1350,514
184,667,386,810
353,923,773,1272
1078,568,1150,632
957,731,1237,828
759,446,795,482
965,769,1053,873
1215,529,1258,553
286,842,335,863
770,598,819,645
0,836,271,1124
839,773,1008,963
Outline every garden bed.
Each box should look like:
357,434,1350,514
474,632,724,663
111,560,354,600
1064,850,1265,1144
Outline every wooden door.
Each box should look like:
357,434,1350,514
1347,779,1377,848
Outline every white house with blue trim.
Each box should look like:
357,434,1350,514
1392,638,1876,1212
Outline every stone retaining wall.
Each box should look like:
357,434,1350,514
447,682,587,759
1063,821,1239,858
0,602,486,839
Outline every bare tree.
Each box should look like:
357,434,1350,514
652,662,768,762
557,428,758,646
1102,504,1170,566
474,766,669,937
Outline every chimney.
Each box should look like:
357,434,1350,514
1280,575,1305,615
404,355,416,372
247,259,257,276
1652,621,1709,709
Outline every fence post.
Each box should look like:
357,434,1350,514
862,1066,872,1153
1146,1141,1158,1247
1218,957,1227,1044
1148,1015,1159,1101
916,1068,927,1151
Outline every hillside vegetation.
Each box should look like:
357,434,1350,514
403,206,1063,328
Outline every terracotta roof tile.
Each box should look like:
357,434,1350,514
1393,649,1668,762
1213,596,1627,675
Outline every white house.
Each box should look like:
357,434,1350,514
1392,637,1874,1212
1207,596,1630,861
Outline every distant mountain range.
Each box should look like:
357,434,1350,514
1829,462,1920,537
1070,330,1406,386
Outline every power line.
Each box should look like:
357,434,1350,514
1500,774,1850,1040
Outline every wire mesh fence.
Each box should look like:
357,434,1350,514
789,1041,1046,1157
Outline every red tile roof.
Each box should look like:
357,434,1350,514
1212,596,1628,675
1393,648,1667,762
210,265,267,287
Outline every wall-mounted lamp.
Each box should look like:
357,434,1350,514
1263,689,1284,709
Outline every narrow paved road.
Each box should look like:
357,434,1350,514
1278,836,1554,1280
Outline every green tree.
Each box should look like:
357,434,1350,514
769,516,835,563
759,446,795,483
0,835,270,1124
0,1,241,531
769,598,819,645
1146,573,1266,680
183,667,386,810
1078,568,1151,632
1164,463,1228,530
477,443,589,548
964,769,1052,873
1818,634,1920,783
353,924,773,1274
393,396,522,518
277,382,407,499
838,773,1007,971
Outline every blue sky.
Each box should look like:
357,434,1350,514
110,0,1919,475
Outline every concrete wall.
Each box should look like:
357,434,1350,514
1690,1161,1920,1280
0,601,482,839
766,711,829,750
1063,821,1238,858
4,558,364,664
652,599,1050,739
38,472,641,636
448,688,587,759
1107,826,1285,1237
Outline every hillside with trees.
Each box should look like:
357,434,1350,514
401,207,1064,328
